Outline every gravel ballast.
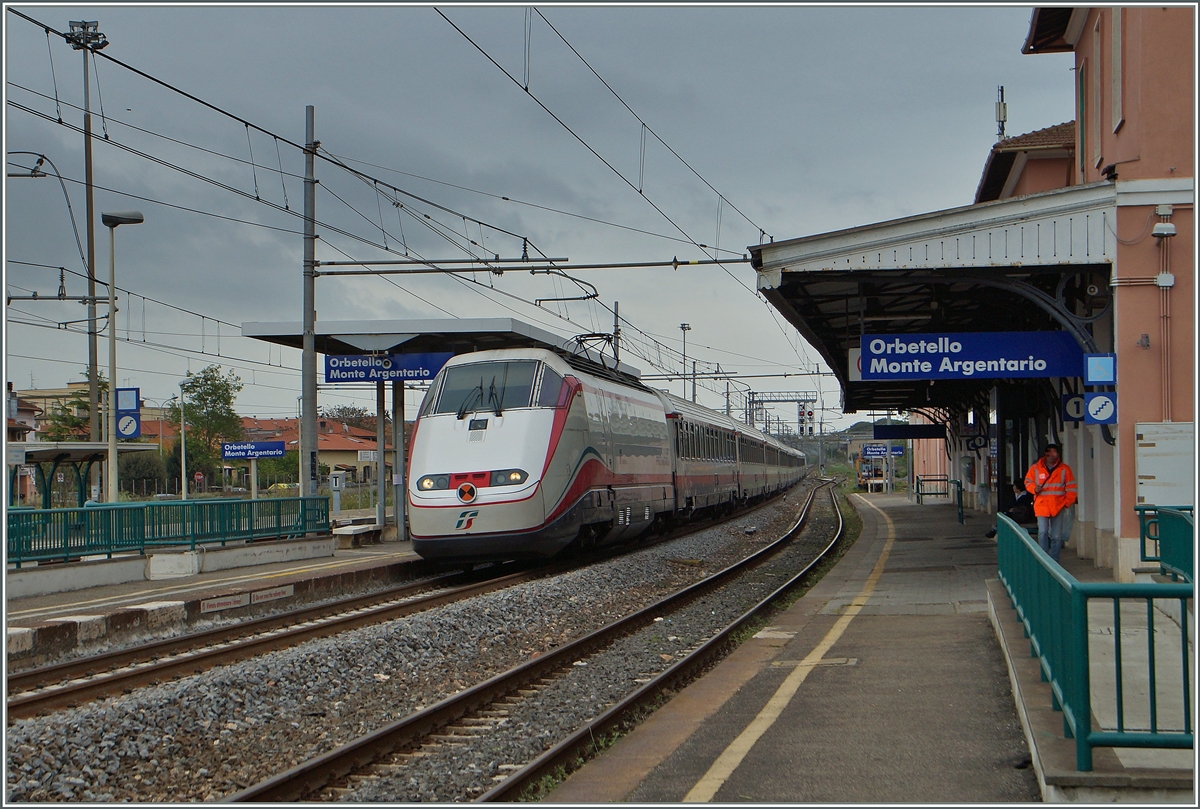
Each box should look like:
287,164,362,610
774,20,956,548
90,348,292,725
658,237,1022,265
6,489,822,803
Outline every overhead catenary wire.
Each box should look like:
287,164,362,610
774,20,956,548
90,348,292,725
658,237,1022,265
434,8,760,301
534,8,769,240
5,156,305,237
323,150,746,257
9,8,821,412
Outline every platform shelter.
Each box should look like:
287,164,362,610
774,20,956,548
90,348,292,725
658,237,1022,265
749,7,1194,582
241,317,640,531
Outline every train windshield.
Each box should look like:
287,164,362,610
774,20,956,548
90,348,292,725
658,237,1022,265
432,360,539,416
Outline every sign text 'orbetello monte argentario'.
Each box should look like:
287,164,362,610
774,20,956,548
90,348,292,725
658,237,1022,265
860,332,1084,381
324,353,454,383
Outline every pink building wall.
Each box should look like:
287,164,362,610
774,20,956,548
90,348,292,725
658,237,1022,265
1070,7,1195,541
1009,157,1072,197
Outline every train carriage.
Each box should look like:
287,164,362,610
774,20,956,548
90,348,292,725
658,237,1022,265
408,347,806,562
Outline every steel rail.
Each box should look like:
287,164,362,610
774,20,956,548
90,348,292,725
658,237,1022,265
4,565,533,720
6,482,803,719
480,483,845,801
228,481,830,802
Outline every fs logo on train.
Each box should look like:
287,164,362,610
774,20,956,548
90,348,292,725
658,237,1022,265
455,510,480,530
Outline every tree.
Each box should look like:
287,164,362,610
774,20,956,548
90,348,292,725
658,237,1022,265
41,370,107,441
164,365,244,475
319,404,373,429
257,450,299,484
120,450,167,487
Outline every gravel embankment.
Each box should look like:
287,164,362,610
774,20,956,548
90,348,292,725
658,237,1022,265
6,491,815,803
344,488,842,801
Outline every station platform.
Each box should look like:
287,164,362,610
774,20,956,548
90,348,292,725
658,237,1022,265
5,508,421,668
547,493,1196,803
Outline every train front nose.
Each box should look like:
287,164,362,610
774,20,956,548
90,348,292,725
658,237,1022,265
408,412,554,555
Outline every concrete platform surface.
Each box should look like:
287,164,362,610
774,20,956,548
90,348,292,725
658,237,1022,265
547,493,1196,803
5,525,421,667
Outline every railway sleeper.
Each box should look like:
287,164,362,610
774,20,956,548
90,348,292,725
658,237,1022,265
426,735,469,744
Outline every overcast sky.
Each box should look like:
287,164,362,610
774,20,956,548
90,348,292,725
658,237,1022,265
4,3,1075,432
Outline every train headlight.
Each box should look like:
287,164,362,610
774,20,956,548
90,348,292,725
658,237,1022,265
417,474,451,490
489,469,528,487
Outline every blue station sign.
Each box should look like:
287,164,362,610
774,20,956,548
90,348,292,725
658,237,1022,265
324,352,454,383
860,332,1083,381
222,441,286,459
115,386,141,438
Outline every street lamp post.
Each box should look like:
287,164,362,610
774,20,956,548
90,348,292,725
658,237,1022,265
102,210,143,502
179,377,193,500
679,323,691,400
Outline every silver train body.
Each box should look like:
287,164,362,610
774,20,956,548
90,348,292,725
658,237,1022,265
408,348,806,561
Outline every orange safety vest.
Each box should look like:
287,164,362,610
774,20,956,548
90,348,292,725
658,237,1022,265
1024,459,1077,517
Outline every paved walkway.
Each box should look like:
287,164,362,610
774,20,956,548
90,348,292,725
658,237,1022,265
547,493,1195,802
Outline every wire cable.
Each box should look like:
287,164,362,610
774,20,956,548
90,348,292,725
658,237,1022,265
534,9,769,239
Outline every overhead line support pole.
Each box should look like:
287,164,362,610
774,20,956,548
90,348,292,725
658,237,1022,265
302,106,319,497
66,20,106,496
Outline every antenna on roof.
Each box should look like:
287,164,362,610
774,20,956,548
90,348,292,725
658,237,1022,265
996,86,1008,141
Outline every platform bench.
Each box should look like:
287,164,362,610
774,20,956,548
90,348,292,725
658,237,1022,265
332,524,383,549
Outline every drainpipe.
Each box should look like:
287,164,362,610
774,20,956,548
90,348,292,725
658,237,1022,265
1108,204,1179,423
1156,207,1174,422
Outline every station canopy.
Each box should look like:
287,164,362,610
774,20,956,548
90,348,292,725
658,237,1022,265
9,442,157,464
748,182,1124,413
241,317,643,381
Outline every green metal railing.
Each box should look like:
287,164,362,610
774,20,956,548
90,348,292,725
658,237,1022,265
1135,504,1195,577
6,497,330,568
915,474,950,505
1156,509,1194,583
996,513,1194,770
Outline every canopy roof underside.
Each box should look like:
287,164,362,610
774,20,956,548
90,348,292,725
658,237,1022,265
750,183,1119,413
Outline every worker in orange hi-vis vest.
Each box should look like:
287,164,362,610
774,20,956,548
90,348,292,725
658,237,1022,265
1024,443,1077,562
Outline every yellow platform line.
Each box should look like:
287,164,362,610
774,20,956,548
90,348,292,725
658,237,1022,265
683,494,895,802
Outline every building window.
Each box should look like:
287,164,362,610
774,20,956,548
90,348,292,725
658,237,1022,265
1093,19,1103,168
1111,8,1123,132
1078,59,1087,175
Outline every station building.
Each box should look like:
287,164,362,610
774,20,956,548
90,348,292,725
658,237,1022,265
750,6,1194,581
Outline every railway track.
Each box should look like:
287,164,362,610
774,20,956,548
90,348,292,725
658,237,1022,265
228,480,844,802
6,483,806,723
4,565,529,720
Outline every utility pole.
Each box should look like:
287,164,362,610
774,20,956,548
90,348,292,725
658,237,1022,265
66,21,106,471
301,106,319,496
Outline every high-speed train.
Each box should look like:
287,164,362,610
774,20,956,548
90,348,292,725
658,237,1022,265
407,347,806,561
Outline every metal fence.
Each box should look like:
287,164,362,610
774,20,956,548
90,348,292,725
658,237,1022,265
1135,504,1195,582
996,513,1194,770
6,497,330,568
914,474,950,504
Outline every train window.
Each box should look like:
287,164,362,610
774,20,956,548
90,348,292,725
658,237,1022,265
417,373,441,418
432,360,539,415
536,366,565,407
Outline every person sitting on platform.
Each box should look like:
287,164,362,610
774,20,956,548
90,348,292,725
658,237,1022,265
985,482,1035,539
